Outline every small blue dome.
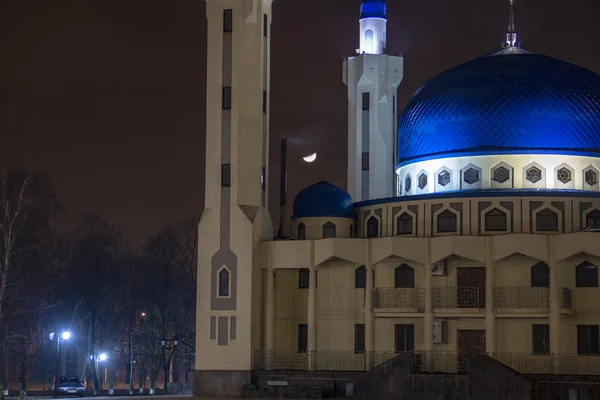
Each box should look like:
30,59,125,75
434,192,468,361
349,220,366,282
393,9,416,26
360,0,386,19
397,50,600,165
292,181,354,219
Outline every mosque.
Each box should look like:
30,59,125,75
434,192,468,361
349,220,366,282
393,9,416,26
195,0,600,398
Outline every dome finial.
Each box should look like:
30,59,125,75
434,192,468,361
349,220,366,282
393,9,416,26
505,0,518,47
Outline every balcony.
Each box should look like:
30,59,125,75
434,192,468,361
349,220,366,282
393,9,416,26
494,287,572,314
372,288,425,311
432,287,482,309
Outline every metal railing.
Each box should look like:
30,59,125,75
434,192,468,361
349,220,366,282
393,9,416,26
493,287,572,310
433,287,481,308
560,287,572,310
372,288,425,310
254,350,600,376
494,287,549,309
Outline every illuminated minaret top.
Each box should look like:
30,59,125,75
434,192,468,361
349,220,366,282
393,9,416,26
505,0,518,47
359,0,387,54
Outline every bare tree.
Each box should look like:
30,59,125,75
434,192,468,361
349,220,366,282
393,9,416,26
0,170,57,396
69,216,122,394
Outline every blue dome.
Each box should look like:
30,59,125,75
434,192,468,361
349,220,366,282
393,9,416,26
292,181,354,219
397,50,600,166
360,0,386,19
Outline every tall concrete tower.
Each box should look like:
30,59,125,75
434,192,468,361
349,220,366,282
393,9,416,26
344,0,403,201
195,0,274,397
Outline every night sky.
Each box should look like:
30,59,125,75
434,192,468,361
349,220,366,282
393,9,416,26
0,0,598,246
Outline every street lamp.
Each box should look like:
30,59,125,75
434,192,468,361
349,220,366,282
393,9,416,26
49,331,71,398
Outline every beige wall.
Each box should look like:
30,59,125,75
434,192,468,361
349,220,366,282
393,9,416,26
292,216,354,240
266,231,600,356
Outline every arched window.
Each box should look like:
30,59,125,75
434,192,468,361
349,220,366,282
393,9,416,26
531,262,550,288
297,223,306,240
364,29,374,53
485,208,507,231
586,210,600,229
395,264,414,288
576,261,599,287
437,210,457,233
355,265,366,288
397,213,413,235
366,216,379,238
218,268,230,297
298,268,310,289
323,221,336,238
536,208,558,231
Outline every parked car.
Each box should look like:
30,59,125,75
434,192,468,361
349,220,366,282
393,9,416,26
56,376,84,396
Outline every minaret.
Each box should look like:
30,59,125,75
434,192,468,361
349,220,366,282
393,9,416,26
344,0,403,202
196,1,274,397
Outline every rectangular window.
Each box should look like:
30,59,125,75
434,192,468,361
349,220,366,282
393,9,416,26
354,324,365,353
262,90,267,114
576,262,599,287
298,324,308,353
577,325,600,355
223,9,233,32
362,92,370,110
263,14,268,37
222,87,232,110
221,164,231,187
298,268,309,289
532,324,550,355
394,324,414,353
362,152,369,171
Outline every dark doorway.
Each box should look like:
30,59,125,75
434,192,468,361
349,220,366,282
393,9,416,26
457,329,486,373
457,267,486,308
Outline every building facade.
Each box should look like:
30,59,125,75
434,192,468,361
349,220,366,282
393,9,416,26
195,0,600,397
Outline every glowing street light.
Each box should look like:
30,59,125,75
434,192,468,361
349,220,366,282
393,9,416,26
98,353,107,362
49,331,72,398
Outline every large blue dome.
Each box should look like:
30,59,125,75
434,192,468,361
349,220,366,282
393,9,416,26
292,181,354,219
397,50,600,166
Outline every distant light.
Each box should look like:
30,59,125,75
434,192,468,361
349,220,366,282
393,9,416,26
61,332,71,340
99,353,107,362
303,153,317,163
140,312,146,317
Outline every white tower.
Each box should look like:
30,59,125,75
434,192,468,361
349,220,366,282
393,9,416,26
344,0,403,201
195,0,274,397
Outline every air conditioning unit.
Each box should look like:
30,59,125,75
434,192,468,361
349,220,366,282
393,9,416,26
432,260,446,276
433,320,446,344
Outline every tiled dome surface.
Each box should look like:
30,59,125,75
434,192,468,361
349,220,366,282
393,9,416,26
397,52,600,165
360,0,386,19
292,181,354,219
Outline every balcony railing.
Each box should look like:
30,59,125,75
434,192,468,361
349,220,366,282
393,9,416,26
493,287,572,311
433,287,481,308
372,288,425,310
254,350,600,376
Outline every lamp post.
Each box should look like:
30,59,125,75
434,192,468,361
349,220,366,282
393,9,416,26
129,312,146,395
50,331,71,398
160,338,179,394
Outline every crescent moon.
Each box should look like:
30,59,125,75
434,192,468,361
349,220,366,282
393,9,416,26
303,153,317,163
